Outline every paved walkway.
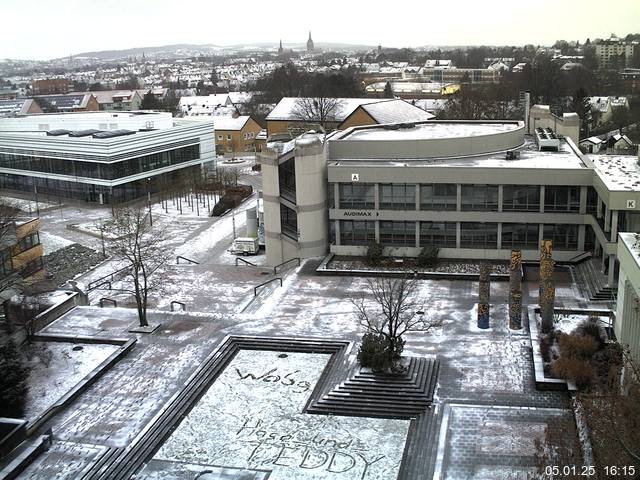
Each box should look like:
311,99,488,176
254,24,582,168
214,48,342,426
13,259,588,480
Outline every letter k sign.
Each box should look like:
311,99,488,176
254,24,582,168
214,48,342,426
351,173,359,182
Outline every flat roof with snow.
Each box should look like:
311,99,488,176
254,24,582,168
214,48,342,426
592,155,640,191
329,121,532,161
341,121,522,141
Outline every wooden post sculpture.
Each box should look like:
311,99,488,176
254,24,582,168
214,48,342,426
539,239,555,333
477,263,491,329
509,250,523,329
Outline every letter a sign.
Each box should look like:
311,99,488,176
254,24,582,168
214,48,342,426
351,173,359,182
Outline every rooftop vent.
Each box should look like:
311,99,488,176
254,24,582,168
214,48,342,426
383,124,400,130
398,122,416,129
68,129,101,137
505,150,520,160
46,129,70,136
92,129,136,139
534,127,560,151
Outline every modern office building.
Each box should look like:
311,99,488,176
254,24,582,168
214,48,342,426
0,216,45,296
260,117,640,289
0,112,215,204
616,232,640,363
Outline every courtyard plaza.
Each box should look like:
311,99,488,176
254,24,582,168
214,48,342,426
4,180,584,479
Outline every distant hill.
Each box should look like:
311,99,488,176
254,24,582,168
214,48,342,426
61,41,376,61
58,44,222,61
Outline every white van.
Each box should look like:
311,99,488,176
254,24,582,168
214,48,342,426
231,237,260,255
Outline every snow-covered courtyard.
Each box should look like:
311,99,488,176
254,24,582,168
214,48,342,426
23,341,119,422
149,350,410,479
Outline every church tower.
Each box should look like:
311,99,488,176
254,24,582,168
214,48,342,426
278,39,283,55
307,31,314,53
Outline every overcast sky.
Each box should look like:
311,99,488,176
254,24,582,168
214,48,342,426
3,0,639,60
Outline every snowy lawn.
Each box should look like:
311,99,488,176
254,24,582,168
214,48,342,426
23,341,119,422
154,350,410,479
39,231,75,255
328,256,510,275
546,312,611,335
0,196,59,213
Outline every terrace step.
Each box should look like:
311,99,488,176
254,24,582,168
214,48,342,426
573,258,617,302
306,357,439,419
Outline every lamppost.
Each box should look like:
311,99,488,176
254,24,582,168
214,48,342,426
147,177,153,226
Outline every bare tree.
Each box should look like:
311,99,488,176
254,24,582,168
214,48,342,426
580,349,640,467
291,97,345,131
107,207,167,327
352,275,443,365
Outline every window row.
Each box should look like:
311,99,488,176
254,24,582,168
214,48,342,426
337,221,580,250
0,145,200,181
333,183,584,213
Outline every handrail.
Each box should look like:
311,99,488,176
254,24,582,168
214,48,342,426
91,280,112,291
170,301,186,312
273,257,300,275
87,265,131,291
566,251,592,263
99,298,117,308
176,255,199,265
235,257,257,267
254,277,282,296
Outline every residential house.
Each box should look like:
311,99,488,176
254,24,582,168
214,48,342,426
608,133,635,153
579,136,605,154
31,78,70,95
588,96,629,126
338,99,435,129
0,99,43,118
86,90,143,111
33,93,99,113
214,115,262,155
266,97,434,137
0,88,19,100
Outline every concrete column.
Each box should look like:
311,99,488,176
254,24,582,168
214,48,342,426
415,184,420,211
498,185,503,213
539,239,555,334
611,210,619,239
497,223,503,250
604,205,611,233
334,183,340,210
539,185,545,213
374,184,380,210
334,220,341,246
477,263,491,329
579,186,587,215
375,220,380,243
538,223,544,246
456,184,462,211
578,225,586,251
456,222,461,248
607,254,616,286
597,197,602,218
509,250,523,329
415,221,420,248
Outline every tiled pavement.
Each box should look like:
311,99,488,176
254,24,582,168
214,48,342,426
14,261,585,479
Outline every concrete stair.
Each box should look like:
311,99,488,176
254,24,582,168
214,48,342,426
573,258,617,302
306,357,439,419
